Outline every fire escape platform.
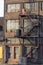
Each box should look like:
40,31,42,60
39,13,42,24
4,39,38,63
19,14,41,19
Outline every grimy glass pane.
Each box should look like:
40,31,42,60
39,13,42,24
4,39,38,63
14,47,19,58
8,4,20,12
30,3,35,11
8,4,15,12
24,3,31,12
7,20,19,32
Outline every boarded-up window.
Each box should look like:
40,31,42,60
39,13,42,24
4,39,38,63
0,46,3,58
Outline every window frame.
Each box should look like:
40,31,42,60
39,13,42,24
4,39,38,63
14,47,19,59
6,19,19,32
40,2,43,11
7,3,21,12
24,3,35,12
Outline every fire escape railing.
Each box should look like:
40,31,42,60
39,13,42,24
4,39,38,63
18,7,40,63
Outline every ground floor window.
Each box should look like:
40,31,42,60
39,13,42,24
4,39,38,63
14,47,19,59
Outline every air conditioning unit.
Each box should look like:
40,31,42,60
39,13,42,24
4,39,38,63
18,57,27,65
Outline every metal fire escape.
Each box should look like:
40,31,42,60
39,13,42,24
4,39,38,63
18,3,40,64
4,2,41,64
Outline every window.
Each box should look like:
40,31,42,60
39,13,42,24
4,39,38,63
5,45,10,61
24,19,32,32
30,3,35,11
0,26,3,37
24,3,35,12
7,4,20,12
41,2,43,10
24,3,31,12
0,26,3,31
14,47,19,58
7,20,19,32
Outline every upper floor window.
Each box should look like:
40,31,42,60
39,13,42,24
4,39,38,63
41,2,43,11
24,19,32,32
31,3,35,11
24,3,35,12
24,3,31,12
7,20,19,32
7,4,21,12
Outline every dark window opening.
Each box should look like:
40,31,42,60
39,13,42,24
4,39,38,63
5,45,10,63
41,2,43,11
41,21,43,32
14,47,19,59
0,26,3,31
